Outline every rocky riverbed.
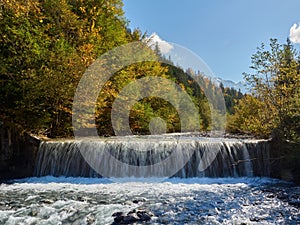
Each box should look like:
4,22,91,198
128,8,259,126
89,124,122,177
0,177,299,224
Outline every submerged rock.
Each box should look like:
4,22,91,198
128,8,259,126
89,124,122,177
112,209,154,224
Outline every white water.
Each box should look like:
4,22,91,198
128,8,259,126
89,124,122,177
1,177,299,225
34,136,270,178
1,136,294,224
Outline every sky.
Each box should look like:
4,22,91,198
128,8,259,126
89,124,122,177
123,0,300,82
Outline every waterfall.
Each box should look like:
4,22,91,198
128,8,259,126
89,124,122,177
34,136,270,178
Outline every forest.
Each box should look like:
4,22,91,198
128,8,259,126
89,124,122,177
0,0,243,137
1,1,299,159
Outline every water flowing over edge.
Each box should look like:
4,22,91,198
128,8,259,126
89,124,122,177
33,136,270,179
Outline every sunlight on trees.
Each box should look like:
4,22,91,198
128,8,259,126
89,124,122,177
228,39,300,141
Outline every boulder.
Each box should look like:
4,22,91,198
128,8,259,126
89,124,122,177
112,209,154,224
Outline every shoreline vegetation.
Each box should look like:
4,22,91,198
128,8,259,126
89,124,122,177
0,0,299,184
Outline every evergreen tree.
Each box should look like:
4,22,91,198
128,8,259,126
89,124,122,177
229,39,300,141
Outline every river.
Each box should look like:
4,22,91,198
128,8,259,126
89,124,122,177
0,177,299,224
0,135,299,224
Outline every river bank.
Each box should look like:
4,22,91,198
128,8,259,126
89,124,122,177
0,122,40,181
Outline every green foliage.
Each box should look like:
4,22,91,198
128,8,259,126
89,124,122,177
94,60,212,135
0,0,241,137
227,95,274,137
166,66,211,131
0,0,129,137
228,39,300,141
129,98,181,134
221,85,244,114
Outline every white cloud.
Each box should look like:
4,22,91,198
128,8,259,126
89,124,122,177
145,33,174,54
289,23,300,44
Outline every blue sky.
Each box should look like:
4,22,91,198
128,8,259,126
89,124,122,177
123,0,300,82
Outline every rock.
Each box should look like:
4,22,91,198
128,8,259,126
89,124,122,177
137,211,152,221
289,200,300,208
112,212,124,217
113,212,126,223
123,214,139,223
41,199,54,204
124,201,134,205
128,209,136,214
86,214,96,224
78,196,92,202
132,197,147,204
29,209,38,217
112,209,154,224
250,217,262,222
113,215,124,224
0,123,40,181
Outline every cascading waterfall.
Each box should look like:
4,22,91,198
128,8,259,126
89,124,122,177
34,136,270,178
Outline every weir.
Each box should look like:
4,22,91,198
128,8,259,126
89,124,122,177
34,136,270,178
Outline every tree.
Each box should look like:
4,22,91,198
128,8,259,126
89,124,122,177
227,95,275,137
230,39,300,140
0,0,222,137
0,0,130,136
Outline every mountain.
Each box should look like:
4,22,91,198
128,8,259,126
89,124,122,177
146,33,248,93
145,33,174,54
215,77,247,93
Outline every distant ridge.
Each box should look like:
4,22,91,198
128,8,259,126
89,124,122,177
215,77,247,93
